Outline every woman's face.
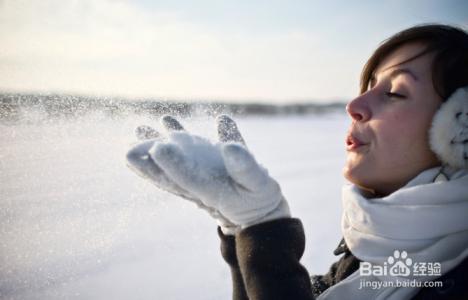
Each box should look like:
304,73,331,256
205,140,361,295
343,42,442,195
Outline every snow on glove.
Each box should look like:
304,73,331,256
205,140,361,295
127,115,290,234
126,115,239,234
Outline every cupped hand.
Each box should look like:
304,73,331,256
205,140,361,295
126,115,290,233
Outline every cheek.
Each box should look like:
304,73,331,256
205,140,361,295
372,107,439,175
375,113,415,160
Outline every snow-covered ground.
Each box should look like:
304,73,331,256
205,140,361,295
1,112,350,299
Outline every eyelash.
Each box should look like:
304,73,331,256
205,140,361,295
385,92,406,99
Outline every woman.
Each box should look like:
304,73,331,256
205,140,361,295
126,24,468,299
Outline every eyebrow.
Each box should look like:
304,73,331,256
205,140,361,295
388,68,419,81
369,68,419,88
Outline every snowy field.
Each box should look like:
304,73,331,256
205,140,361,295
1,112,349,299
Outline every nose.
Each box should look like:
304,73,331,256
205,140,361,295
346,93,372,122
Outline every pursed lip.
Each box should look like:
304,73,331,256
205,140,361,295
346,132,369,151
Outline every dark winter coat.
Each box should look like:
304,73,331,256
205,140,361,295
218,218,468,300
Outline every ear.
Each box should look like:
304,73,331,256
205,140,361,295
429,86,468,169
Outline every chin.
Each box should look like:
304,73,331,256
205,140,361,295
343,165,377,192
343,162,364,184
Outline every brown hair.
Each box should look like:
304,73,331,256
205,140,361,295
360,24,468,100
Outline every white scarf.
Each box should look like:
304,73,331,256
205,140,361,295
318,166,468,300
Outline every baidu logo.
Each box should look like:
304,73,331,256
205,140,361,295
359,250,441,277
387,250,412,276
358,250,444,290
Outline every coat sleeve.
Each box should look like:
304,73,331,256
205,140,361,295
218,227,249,300
218,219,360,300
233,218,315,300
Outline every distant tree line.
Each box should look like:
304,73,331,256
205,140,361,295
0,93,346,123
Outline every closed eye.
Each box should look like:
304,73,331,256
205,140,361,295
385,92,406,99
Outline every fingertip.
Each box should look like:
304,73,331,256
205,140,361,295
216,114,233,124
216,115,245,144
161,115,185,131
126,149,140,165
135,125,160,140
126,141,152,164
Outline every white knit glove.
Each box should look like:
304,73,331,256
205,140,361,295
126,115,290,234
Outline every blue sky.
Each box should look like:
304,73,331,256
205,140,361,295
0,0,466,103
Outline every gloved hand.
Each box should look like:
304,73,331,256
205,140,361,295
126,115,290,234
